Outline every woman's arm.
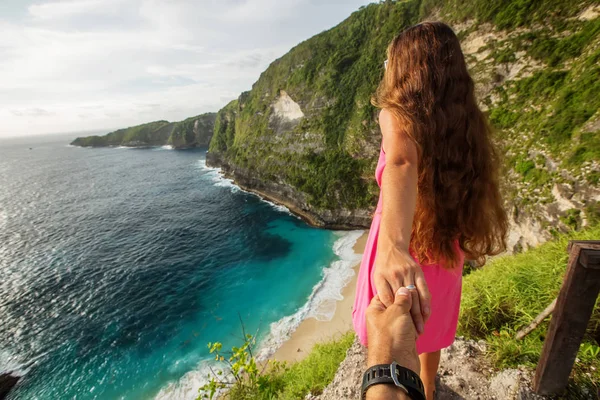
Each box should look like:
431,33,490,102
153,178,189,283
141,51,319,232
374,109,431,334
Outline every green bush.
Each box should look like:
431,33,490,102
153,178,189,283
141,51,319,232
514,158,535,176
560,209,583,231
288,150,373,209
526,19,600,67
197,332,354,400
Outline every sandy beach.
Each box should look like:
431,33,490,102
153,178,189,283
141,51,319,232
272,232,368,362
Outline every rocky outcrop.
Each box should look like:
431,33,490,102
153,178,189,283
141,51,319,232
168,113,217,149
206,152,372,228
0,373,20,400
308,338,550,400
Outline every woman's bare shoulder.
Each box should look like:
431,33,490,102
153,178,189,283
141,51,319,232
378,108,417,162
378,108,401,133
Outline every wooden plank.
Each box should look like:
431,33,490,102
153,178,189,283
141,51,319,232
534,241,600,395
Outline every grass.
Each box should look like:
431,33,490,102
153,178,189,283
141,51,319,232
200,332,354,400
276,332,354,399
459,224,600,393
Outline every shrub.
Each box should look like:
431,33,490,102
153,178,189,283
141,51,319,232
198,332,354,400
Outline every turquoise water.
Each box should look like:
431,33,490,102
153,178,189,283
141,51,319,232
0,135,359,399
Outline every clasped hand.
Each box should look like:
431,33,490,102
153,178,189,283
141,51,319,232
373,246,431,335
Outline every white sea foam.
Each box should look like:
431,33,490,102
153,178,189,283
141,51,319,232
115,146,132,150
0,349,28,376
256,229,364,360
196,158,293,214
249,194,291,214
153,230,364,399
160,145,174,150
0,209,7,230
154,361,229,400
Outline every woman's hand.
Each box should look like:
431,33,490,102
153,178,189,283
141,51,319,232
374,246,431,335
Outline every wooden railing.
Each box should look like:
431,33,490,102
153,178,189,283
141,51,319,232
534,240,600,395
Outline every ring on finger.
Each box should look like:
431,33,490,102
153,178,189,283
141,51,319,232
405,284,417,290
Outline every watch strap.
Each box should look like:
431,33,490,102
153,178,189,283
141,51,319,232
361,362,425,400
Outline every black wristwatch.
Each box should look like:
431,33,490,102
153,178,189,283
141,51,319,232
361,361,425,400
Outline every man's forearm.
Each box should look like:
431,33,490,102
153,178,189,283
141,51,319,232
365,349,420,400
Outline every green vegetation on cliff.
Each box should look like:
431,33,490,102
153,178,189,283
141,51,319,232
209,1,425,210
71,120,174,147
197,332,354,400
168,114,217,148
208,0,600,233
71,113,216,149
459,223,600,391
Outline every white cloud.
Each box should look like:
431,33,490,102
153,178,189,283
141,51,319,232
28,0,110,20
0,0,373,137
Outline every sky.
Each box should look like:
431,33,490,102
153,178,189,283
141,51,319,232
0,0,373,137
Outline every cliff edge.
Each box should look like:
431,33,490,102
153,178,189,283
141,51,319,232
207,0,600,244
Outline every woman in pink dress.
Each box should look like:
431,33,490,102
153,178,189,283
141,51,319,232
353,22,509,399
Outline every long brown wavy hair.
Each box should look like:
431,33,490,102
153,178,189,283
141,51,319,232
372,22,508,268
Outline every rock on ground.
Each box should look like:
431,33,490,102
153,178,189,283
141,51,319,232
307,337,552,400
0,373,20,400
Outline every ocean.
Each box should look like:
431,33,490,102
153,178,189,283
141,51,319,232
0,134,362,400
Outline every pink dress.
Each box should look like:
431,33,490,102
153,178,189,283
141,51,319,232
352,146,464,354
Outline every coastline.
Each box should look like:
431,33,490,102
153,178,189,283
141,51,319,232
232,181,326,228
206,152,372,230
272,232,368,362
200,158,370,362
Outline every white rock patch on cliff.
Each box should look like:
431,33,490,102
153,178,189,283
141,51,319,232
578,4,600,21
272,90,304,121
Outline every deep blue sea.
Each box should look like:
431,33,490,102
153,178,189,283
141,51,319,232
0,134,361,400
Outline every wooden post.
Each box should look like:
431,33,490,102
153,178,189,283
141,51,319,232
534,241,600,395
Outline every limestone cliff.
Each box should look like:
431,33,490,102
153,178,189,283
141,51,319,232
168,114,217,149
207,0,600,248
71,113,216,149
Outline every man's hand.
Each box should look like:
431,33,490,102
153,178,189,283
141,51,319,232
373,247,431,335
366,287,420,373
364,287,420,400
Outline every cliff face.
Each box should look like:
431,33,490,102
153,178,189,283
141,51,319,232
71,113,216,149
206,152,373,228
207,0,600,247
71,120,175,147
168,113,217,149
